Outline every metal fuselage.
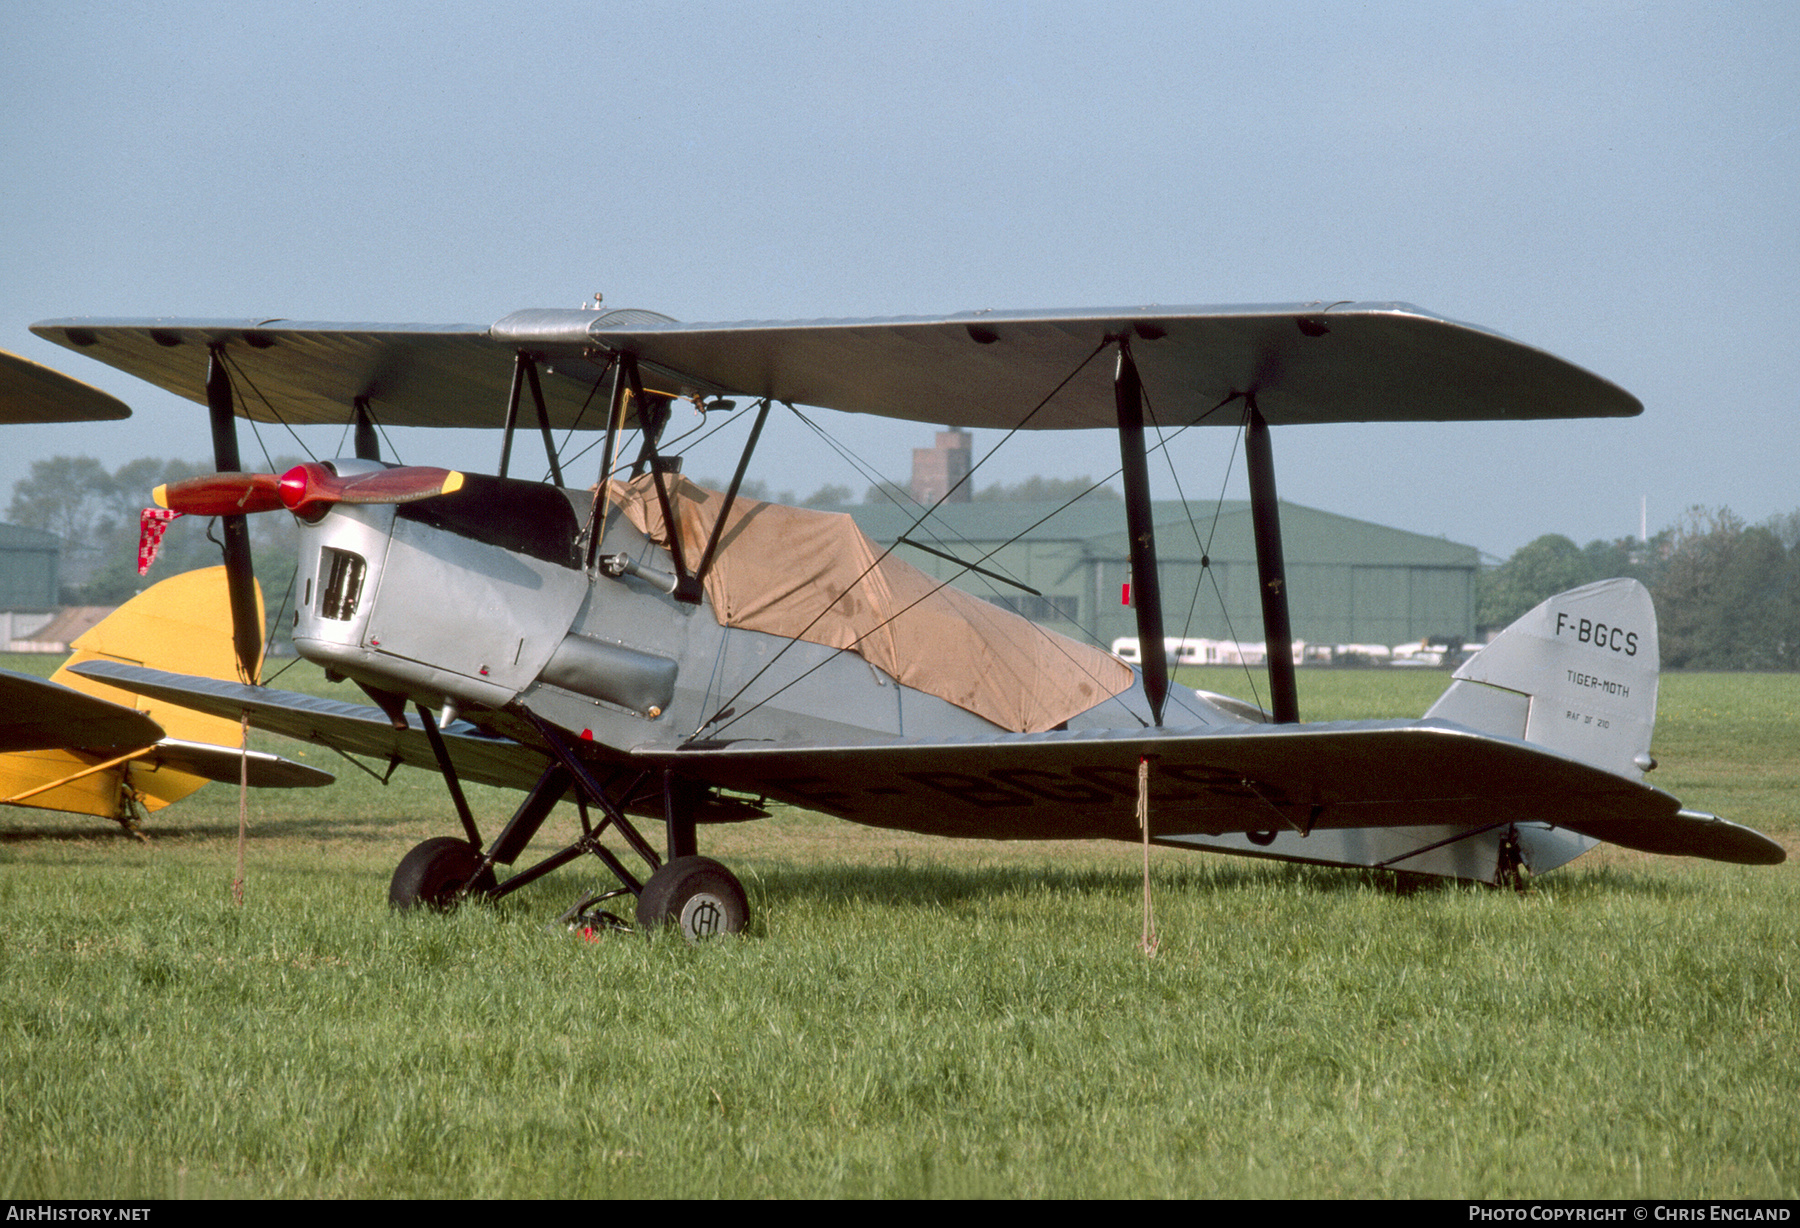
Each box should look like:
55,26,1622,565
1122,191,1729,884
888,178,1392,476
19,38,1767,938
288,466,1187,783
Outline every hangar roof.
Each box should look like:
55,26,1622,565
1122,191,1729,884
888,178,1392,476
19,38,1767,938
847,499,1479,568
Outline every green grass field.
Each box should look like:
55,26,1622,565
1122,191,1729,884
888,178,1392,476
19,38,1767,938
1,662,1794,1198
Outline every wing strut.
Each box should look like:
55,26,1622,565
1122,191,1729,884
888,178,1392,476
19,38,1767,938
524,358,564,487
205,348,262,684
692,397,771,588
497,353,564,486
1244,400,1299,723
626,367,675,479
353,398,381,461
498,352,525,478
581,354,630,572
1113,340,1168,725
624,355,704,604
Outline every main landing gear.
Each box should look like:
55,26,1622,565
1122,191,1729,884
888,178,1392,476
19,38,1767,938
387,706,749,942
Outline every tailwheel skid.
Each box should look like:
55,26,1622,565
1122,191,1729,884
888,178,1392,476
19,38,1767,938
1495,824,1528,893
112,787,151,842
389,705,748,941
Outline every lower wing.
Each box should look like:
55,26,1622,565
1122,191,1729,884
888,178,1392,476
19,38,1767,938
644,721,1784,866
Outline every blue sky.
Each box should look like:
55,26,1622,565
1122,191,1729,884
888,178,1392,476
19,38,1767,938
5,1,1795,559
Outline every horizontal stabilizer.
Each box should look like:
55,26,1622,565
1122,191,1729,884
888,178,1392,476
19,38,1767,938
142,739,334,789
1560,808,1785,866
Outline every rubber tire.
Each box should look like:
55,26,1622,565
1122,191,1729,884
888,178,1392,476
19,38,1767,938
389,836,496,911
635,855,749,941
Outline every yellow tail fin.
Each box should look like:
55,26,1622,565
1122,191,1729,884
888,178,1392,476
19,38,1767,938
0,567,265,820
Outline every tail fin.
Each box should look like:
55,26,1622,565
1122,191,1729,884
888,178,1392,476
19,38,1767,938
0,568,329,825
1426,578,1658,780
53,565,264,730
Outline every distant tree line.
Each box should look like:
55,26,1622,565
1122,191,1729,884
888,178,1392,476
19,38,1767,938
1479,507,1800,670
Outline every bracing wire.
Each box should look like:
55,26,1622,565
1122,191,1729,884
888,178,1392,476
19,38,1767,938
1139,387,1270,714
758,380,1269,734
219,352,318,467
684,339,1117,741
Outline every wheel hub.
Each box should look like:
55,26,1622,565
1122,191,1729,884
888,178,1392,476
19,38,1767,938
679,892,730,939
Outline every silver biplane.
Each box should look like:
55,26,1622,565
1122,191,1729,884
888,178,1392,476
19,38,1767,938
31,303,1785,937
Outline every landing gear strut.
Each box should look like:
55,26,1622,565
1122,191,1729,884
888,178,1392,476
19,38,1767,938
389,704,749,938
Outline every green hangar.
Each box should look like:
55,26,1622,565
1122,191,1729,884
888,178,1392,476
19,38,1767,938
845,497,1479,654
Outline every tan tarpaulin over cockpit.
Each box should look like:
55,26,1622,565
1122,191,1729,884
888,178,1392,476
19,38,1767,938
610,475,1133,733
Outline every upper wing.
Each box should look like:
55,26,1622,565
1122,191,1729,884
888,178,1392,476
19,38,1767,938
641,719,1782,865
71,662,554,792
27,318,639,430
0,349,131,424
0,669,162,753
33,302,1638,431
535,301,1642,429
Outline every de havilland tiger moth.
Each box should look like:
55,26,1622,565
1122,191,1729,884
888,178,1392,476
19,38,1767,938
27,301,1785,938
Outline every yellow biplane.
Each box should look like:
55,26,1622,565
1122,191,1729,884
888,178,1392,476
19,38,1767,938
0,567,331,829
0,349,330,829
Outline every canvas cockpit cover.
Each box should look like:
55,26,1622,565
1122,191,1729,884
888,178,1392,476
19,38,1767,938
610,476,1133,732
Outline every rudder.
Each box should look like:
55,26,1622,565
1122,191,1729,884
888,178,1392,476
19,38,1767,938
1426,578,1659,780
